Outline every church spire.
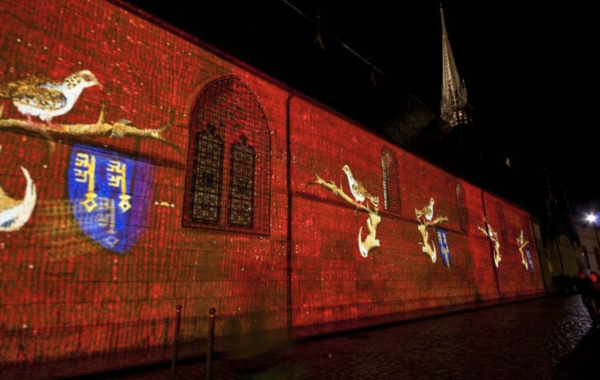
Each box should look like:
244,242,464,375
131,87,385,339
440,4,471,128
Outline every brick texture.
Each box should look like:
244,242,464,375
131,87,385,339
0,0,544,364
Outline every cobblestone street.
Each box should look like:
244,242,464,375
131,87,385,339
76,296,598,380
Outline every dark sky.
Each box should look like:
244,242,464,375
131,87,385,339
123,0,597,213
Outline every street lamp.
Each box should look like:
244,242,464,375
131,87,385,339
586,213,597,224
587,212,600,269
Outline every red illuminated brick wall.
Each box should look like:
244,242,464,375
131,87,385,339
289,98,542,326
0,0,544,365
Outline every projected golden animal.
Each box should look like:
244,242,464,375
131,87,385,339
308,166,380,258
416,197,435,221
478,219,501,267
0,70,180,157
0,144,37,232
415,197,448,263
342,165,379,208
0,70,100,122
517,229,530,270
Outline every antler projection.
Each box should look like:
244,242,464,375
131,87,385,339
517,230,530,270
415,202,448,263
307,170,381,258
0,104,181,157
478,220,501,267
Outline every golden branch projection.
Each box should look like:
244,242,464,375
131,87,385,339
307,169,381,258
517,230,530,270
415,200,448,263
478,220,501,267
0,104,181,157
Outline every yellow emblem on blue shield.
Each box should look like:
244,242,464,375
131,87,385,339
68,144,154,253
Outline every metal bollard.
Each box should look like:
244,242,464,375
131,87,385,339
163,317,170,353
206,307,216,380
171,305,182,373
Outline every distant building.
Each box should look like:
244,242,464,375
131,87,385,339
573,217,600,272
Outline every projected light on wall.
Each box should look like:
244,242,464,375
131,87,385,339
0,144,36,232
308,165,381,258
68,144,154,253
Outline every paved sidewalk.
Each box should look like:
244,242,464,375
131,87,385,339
71,295,597,380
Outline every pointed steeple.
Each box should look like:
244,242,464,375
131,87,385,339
440,4,471,128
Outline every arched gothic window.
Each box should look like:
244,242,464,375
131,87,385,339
381,148,401,214
228,135,255,228
184,77,270,235
456,183,469,232
190,123,223,224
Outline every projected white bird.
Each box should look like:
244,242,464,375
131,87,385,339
342,164,379,207
0,70,100,122
0,145,37,232
415,197,435,221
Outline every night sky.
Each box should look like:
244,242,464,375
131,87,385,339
123,0,597,215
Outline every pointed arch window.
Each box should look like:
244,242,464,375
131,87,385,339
190,123,224,224
381,148,401,214
184,77,271,235
456,183,469,232
496,202,508,243
228,135,255,228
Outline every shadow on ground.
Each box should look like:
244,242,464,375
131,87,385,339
554,326,600,380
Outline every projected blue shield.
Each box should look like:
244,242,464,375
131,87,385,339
436,228,451,268
68,144,154,253
526,248,535,272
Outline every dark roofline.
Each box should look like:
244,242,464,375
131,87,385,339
106,0,531,215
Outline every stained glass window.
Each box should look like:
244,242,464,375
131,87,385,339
190,124,223,224
228,135,255,228
184,77,270,235
381,148,401,214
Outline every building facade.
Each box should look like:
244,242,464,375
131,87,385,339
575,224,600,272
0,0,544,366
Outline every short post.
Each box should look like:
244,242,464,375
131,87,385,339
171,305,182,373
206,307,216,380
163,317,170,353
